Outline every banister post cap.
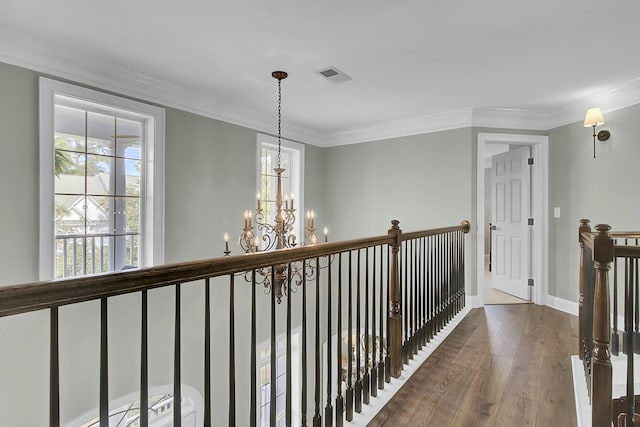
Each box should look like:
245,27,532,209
462,220,471,233
389,220,401,247
593,223,614,264
579,219,591,244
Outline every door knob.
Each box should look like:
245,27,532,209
491,225,497,230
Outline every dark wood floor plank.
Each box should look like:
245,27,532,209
369,305,578,427
450,353,514,427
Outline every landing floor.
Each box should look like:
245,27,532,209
368,304,579,427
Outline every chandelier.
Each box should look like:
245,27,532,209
224,71,328,302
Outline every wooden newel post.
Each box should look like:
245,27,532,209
578,218,591,361
388,220,403,378
592,223,613,427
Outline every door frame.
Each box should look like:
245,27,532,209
476,133,549,306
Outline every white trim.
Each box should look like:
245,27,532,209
39,79,56,280
39,77,165,280
571,355,591,427
324,108,474,146
347,306,472,426
472,108,555,131
256,134,306,240
546,295,578,317
464,295,482,309
5,25,640,148
476,133,549,307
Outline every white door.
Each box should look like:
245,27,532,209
491,146,531,300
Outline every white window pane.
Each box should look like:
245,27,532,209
85,155,113,195
276,374,286,395
54,105,85,152
55,194,84,235
54,152,86,194
275,393,285,416
115,118,141,159
86,111,114,155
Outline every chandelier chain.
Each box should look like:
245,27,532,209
277,77,282,169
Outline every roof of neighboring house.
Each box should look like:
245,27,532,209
54,173,140,223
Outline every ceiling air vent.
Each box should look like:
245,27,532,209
316,66,352,84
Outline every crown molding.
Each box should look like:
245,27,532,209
320,78,640,146
2,25,640,148
0,27,324,146
321,108,474,147
471,107,554,130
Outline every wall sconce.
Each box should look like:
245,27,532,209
583,108,611,158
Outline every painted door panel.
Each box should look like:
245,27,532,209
491,147,530,300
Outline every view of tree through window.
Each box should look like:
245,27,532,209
54,104,142,278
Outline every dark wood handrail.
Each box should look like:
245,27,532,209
614,245,640,258
581,231,640,254
1,223,471,318
611,231,640,239
0,233,401,318
400,221,470,242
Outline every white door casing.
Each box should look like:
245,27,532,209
476,133,548,308
491,146,531,300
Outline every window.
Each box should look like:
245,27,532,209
257,134,304,245
65,385,202,427
79,393,196,427
258,332,300,427
40,78,165,280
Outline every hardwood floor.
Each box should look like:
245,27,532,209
368,304,579,427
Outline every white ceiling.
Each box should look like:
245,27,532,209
1,0,640,146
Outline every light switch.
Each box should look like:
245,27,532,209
554,207,561,218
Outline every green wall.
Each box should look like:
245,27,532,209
548,103,640,301
322,128,476,296
324,128,474,238
0,62,40,285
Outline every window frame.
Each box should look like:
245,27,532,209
39,77,165,280
256,134,305,242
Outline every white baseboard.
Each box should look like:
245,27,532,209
346,306,473,425
571,354,591,427
547,295,578,316
465,295,482,308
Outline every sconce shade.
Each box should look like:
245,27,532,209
584,108,605,127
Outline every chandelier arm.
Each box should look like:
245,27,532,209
255,210,267,224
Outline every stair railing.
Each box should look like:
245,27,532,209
578,219,640,427
0,219,470,426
